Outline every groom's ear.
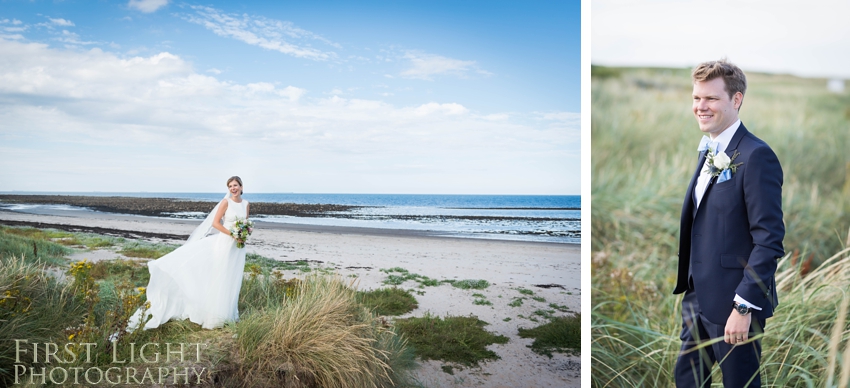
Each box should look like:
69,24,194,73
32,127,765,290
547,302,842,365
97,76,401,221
733,91,744,111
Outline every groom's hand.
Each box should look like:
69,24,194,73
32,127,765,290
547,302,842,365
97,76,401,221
724,310,752,344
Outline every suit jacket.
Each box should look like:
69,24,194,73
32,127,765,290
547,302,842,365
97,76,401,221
674,123,785,324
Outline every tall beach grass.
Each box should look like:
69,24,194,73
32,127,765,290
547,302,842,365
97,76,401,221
591,66,850,387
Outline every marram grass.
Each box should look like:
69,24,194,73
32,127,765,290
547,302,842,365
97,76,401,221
235,274,409,388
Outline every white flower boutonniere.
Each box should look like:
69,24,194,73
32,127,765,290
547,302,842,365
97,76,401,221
703,149,743,183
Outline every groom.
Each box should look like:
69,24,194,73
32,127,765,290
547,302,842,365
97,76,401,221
673,59,785,387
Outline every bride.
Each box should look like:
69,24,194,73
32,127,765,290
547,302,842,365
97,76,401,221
129,176,250,330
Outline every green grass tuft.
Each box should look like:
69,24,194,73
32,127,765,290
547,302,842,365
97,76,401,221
518,314,581,358
517,288,534,295
394,314,508,367
447,279,490,290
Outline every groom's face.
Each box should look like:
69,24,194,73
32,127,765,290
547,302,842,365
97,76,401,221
692,77,742,138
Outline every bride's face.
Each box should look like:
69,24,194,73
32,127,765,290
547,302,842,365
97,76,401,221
228,181,242,196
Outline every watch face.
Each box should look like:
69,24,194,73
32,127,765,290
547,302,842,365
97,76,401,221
736,304,749,314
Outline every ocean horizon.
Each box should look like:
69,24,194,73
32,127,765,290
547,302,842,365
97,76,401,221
0,192,580,244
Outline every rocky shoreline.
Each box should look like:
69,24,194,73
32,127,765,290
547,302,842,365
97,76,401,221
0,195,358,218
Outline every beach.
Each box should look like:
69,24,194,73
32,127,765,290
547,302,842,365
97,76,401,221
0,206,580,387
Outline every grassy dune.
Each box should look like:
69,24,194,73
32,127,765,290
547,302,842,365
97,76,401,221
591,66,850,387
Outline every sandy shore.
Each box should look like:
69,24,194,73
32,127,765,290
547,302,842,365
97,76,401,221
0,209,580,387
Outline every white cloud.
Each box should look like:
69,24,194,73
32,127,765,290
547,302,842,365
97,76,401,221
182,5,338,61
48,18,75,27
206,68,222,74
413,102,468,116
400,51,487,80
0,38,576,193
58,30,98,45
128,0,169,13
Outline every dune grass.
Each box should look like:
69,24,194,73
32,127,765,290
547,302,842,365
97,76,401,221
236,275,414,388
0,255,86,386
0,227,71,266
591,66,850,387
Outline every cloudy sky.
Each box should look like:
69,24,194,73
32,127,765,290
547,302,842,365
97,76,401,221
0,1,580,194
593,0,850,79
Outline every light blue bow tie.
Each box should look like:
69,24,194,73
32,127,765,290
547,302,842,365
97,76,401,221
697,135,718,154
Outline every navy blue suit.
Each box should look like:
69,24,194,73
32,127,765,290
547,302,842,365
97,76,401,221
674,123,784,387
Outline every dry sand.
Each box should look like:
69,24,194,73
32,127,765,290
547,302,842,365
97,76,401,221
0,208,580,387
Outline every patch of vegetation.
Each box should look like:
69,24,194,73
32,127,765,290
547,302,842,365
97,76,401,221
89,259,150,288
0,255,86,386
441,365,456,375
532,296,546,303
503,317,511,322
549,303,570,313
118,241,176,259
245,253,312,273
0,226,70,266
518,314,581,358
472,298,492,306
358,287,419,316
394,314,508,367
380,267,441,288
517,288,534,295
472,293,485,298
533,309,556,320
508,297,524,307
445,279,490,290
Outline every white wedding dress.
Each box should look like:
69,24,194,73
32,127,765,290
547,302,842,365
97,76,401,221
129,197,248,330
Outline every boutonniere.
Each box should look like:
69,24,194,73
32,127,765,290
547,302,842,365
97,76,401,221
703,149,743,183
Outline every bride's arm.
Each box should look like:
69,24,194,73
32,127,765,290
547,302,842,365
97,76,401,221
246,203,250,218
212,199,231,236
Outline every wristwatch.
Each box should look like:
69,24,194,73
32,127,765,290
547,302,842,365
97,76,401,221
733,302,752,316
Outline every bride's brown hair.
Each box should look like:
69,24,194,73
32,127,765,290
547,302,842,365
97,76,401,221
227,176,243,195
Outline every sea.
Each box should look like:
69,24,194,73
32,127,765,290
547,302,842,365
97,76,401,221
1,193,580,244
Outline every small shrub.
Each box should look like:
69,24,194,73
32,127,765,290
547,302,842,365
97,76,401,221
358,287,419,316
518,314,581,358
532,296,546,303
517,288,534,295
473,298,492,306
508,297,524,307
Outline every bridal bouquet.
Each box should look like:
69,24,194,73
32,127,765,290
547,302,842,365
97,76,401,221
230,218,254,248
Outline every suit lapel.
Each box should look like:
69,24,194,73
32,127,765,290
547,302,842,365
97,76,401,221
684,151,705,217
698,122,749,207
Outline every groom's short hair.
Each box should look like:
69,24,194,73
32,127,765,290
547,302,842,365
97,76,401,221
692,58,747,100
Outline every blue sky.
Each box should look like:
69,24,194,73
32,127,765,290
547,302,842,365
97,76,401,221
0,0,580,194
